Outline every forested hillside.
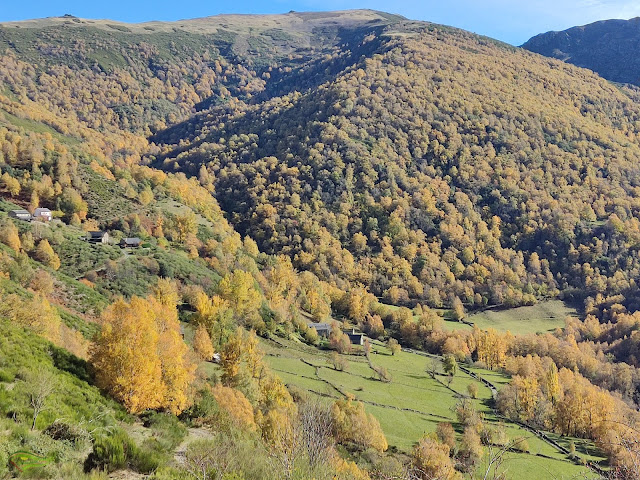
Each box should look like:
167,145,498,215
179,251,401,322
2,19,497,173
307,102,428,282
158,23,640,320
0,10,639,480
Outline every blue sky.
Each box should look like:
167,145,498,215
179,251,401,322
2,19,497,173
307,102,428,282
3,0,640,45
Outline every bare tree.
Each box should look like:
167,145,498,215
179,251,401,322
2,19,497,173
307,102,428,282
27,371,56,430
299,400,334,469
184,436,235,480
428,358,440,379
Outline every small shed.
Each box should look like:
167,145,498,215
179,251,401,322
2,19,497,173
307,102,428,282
309,322,331,338
120,237,142,248
9,210,32,221
87,231,109,244
32,208,52,222
346,328,364,346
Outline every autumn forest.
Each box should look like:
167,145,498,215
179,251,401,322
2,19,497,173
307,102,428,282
0,9,639,480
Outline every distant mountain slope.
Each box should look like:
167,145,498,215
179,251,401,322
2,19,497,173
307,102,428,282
0,10,404,70
155,20,640,314
522,17,640,85
3,11,640,479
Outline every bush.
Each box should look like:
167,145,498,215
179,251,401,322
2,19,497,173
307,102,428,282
304,326,319,344
131,442,164,473
44,421,86,444
332,396,388,452
511,437,530,453
85,429,139,472
142,412,187,451
329,351,349,372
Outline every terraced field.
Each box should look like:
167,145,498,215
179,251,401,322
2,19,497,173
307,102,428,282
261,337,603,480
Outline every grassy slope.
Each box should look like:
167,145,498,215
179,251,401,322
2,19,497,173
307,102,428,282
0,321,127,476
261,336,602,480
382,300,572,335
465,301,576,335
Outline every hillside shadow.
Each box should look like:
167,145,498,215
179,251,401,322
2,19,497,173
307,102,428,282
49,345,93,384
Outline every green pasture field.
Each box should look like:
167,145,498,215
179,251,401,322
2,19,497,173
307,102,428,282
261,336,601,480
463,300,577,335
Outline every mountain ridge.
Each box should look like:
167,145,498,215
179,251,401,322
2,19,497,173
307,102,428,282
0,10,406,35
522,16,640,85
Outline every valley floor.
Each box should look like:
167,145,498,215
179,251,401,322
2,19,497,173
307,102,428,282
259,336,604,480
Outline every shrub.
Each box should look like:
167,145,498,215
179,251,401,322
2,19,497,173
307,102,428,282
511,437,530,453
85,429,139,472
329,351,349,372
304,325,319,345
142,412,187,451
435,422,456,451
412,435,460,480
331,396,387,452
467,383,478,399
131,441,164,473
44,421,86,444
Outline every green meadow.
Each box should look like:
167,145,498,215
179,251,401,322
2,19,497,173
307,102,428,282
261,337,602,480
465,301,577,335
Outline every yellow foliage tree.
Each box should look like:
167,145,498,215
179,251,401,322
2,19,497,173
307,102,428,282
331,396,387,452
151,296,196,415
0,220,21,251
90,295,195,414
138,187,154,206
153,277,180,307
218,270,262,319
212,384,256,430
451,296,465,321
34,239,61,270
193,323,215,361
0,293,61,343
260,374,294,412
545,362,560,405
263,255,298,311
332,456,372,480
220,328,244,386
475,327,507,369
90,297,165,413
171,211,197,243
1,172,20,197
259,407,301,480
195,293,234,348
412,435,461,480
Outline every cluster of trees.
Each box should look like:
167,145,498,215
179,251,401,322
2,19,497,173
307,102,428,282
90,280,195,414
83,274,386,478
497,362,638,477
410,400,528,480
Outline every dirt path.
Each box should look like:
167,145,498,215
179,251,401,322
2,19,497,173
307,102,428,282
174,427,216,466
